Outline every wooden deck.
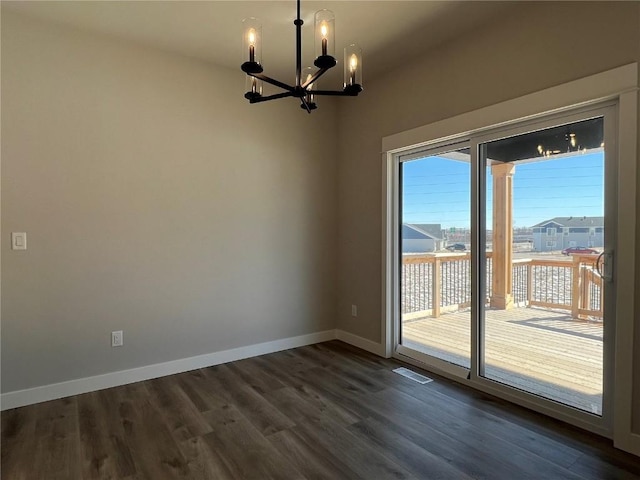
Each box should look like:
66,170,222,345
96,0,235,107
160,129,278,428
402,307,603,413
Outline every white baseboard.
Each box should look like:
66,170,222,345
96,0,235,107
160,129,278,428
335,329,385,356
1,329,335,411
1,328,385,411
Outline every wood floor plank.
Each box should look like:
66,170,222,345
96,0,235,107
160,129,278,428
372,387,585,480
200,363,295,436
264,385,360,428
309,366,545,480
415,370,640,475
289,411,419,480
31,397,82,480
289,366,380,422
246,355,307,389
114,382,191,479
566,450,640,479
348,416,475,480
261,349,318,376
322,340,396,370
380,368,585,470
294,352,588,480
226,356,289,394
178,435,236,480
2,340,639,480
360,391,553,480
267,428,364,480
174,368,229,413
145,375,213,442
297,344,388,393
1,404,38,480
202,404,305,480
78,390,136,479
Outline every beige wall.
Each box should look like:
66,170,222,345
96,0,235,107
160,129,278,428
336,1,640,429
1,11,338,393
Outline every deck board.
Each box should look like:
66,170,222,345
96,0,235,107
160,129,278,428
402,307,603,413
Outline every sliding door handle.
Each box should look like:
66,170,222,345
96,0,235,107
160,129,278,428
596,251,613,282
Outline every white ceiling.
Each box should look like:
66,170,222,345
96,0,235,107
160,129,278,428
3,1,512,88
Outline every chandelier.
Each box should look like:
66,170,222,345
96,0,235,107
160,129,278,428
241,0,363,113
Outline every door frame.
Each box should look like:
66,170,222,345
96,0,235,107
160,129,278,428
381,64,638,449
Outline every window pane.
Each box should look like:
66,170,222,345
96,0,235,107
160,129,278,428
400,147,471,368
481,117,604,414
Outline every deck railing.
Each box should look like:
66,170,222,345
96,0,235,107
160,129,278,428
401,252,603,320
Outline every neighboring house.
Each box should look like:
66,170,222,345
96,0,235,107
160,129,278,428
402,223,444,253
532,216,604,252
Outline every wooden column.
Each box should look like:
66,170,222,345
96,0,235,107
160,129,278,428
490,163,515,310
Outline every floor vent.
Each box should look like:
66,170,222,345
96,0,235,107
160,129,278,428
393,367,433,384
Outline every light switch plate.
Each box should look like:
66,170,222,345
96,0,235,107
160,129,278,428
11,232,27,250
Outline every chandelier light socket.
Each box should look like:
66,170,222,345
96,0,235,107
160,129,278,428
244,76,263,101
242,18,263,73
314,10,336,68
343,44,363,93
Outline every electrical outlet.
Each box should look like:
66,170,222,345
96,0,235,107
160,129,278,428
351,304,358,317
111,330,123,347
11,232,27,250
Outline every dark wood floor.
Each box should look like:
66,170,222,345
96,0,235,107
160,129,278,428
2,341,639,479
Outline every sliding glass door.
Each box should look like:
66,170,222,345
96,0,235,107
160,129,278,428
394,102,616,431
477,112,614,417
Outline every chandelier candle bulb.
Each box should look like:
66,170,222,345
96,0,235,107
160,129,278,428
248,30,256,62
241,18,262,73
343,44,363,93
349,54,357,85
321,23,328,55
314,9,335,65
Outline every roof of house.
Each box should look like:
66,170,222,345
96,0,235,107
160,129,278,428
403,224,443,240
532,216,604,228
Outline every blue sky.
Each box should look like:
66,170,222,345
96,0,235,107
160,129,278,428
401,152,604,228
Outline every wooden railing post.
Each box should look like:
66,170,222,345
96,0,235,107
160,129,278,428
571,255,581,318
433,257,441,318
526,262,533,306
583,268,592,314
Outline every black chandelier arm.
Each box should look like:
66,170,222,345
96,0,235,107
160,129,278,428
301,67,330,89
313,88,361,97
248,91,295,104
249,73,295,93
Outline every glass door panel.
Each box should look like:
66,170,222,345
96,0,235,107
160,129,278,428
480,117,606,414
400,147,471,369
